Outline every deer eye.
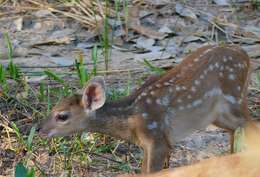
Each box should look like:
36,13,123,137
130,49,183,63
55,112,70,122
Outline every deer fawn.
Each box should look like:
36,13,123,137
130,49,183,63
39,44,251,173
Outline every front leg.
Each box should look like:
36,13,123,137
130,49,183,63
141,139,170,173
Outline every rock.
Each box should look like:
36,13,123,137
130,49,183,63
134,50,172,61
175,3,197,21
159,25,173,34
136,36,155,50
242,44,260,58
48,56,74,66
212,0,230,5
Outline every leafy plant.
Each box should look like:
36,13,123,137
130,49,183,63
26,126,36,152
44,70,70,96
11,122,26,148
103,0,110,72
143,59,165,75
123,0,129,36
39,82,46,101
75,57,89,87
91,44,98,76
15,162,35,177
11,122,36,152
44,70,65,84
3,33,20,80
4,33,13,61
256,73,260,85
251,0,260,10
0,64,5,82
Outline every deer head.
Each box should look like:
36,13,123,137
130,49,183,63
38,76,106,138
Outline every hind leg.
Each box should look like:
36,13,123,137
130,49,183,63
213,105,247,153
213,120,235,153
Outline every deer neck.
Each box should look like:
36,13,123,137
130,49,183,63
87,97,135,141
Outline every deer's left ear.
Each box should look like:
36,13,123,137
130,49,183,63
82,76,106,111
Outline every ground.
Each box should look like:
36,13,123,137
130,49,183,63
0,0,259,177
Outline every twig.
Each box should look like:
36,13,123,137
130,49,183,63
74,149,123,164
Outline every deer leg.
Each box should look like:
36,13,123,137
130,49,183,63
229,130,235,153
141,140,170,173
214,112,246,153
164,154,170,168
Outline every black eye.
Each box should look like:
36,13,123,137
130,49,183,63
56,112,70,122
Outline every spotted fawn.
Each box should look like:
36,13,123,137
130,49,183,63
39,44,251,173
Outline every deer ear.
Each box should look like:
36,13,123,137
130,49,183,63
82,76,106,111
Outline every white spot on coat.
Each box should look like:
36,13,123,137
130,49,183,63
142,113,148,119
141,92,147,96
229,68,234,72
192,99,202,107
147,121,158,130
161,96,171,106
169,78,175,83
191,86,196,92
156,98,161,105
237,86,241,91
200,74,205,79
228,74,236,80
209,64,214,71
223,56,228,62
156,83,161,88
194,80,200,85
178,106,184,110
146,98,152,104
204,88,222,98
164,82,171,86
187,104,192,108
176,85,181,91
224,95,236,104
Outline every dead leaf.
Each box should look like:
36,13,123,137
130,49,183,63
129,6,167,40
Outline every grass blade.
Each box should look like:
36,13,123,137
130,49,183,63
26,126,36,152
143,59,165,75
44,70,65,84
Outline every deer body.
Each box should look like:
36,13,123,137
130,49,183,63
39,45,251,173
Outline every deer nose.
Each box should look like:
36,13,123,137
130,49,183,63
36,124,48,138
38,128,48,138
